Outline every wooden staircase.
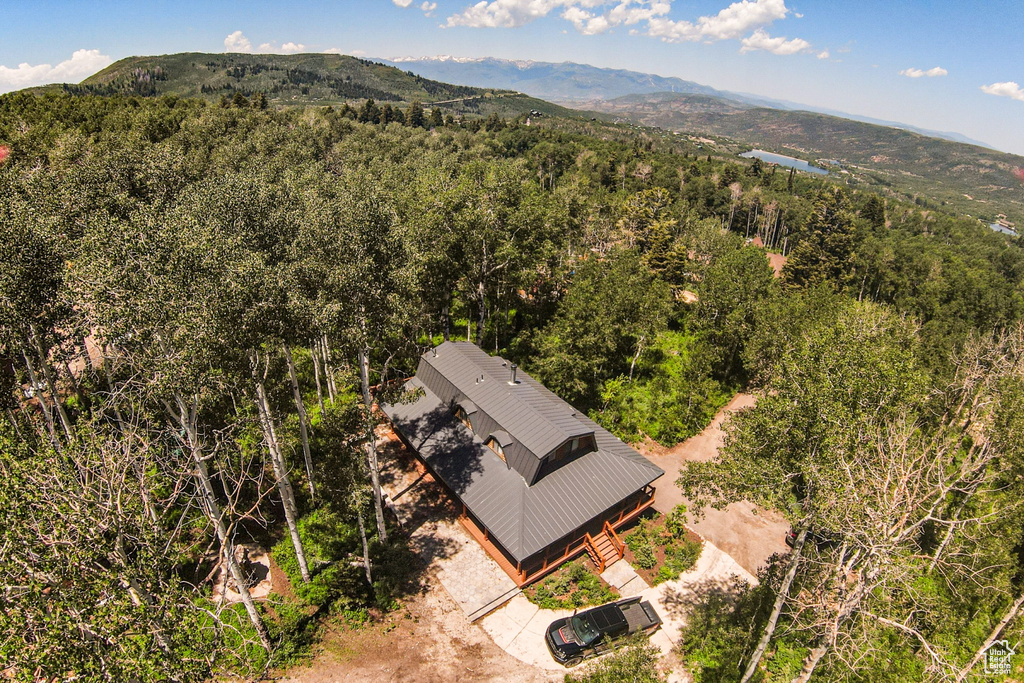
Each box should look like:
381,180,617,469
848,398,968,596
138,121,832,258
585,522,626,574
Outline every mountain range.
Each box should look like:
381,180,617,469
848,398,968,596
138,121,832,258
379,56,993,149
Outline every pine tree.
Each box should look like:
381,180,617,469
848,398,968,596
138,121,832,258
406,99,425,128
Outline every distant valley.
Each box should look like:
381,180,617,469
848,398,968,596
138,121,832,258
589,92,1024,225
384,56,1024,225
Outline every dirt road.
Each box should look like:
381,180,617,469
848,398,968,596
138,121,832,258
639,393,790,576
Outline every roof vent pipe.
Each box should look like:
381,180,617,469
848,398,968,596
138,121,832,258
509,364,518,385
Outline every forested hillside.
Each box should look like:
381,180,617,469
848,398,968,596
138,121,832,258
1,91,1023,681
590,91,1024,225
36,52,574,119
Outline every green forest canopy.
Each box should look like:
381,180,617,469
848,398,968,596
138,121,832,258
1,92,1023,682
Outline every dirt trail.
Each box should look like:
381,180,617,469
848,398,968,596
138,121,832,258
638,393,789,576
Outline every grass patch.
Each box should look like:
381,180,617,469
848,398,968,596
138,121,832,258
524,561,618,610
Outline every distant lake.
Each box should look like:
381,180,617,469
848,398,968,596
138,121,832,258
740,150,829,176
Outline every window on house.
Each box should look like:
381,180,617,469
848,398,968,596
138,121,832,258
552,435,596,462
486,437,506,462
454,406,472,430
553,441,570,461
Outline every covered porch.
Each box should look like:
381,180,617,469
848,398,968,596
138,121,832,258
458,485,656,587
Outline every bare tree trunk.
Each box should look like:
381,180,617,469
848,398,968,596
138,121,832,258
253,374,311,583
628,336,645,382
442,302,451,342
741,528,807,683
4,406,23,441
358,346,388,545
791,570,870,683
29,323,73,442
476,279,486,347
310,342,325,416
113,533,173,656
745,532,806,679
955,592,1024,682
22,349,59,448
170,394,272,655
321,335,336,402
792,645,828,683
283,343,315,502
355,494,373,585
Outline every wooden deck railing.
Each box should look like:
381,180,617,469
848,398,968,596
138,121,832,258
585,532,605,573
603,520,625,558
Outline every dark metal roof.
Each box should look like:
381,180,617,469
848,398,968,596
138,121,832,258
489,430,514,447
421,342,593,460
382,343,664,562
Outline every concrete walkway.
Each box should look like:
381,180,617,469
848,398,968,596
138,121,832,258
478,540,755,673
601,560,649,597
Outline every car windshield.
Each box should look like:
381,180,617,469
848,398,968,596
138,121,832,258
570,614,601,645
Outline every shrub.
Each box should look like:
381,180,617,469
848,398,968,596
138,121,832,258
594,331,733,446
632,540,657,570
626,525,658,570
565,634,664,683
665,504,688,539
525,561,616,609
653,537,703,585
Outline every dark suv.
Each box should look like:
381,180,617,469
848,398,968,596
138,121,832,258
545,596,662,667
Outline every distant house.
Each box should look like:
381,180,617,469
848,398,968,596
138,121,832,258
382,342,663,586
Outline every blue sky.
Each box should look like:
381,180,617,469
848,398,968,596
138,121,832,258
2,0,1023,154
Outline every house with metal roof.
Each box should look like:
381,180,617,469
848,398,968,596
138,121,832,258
381,341,664,586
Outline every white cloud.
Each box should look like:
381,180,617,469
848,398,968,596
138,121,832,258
647,0,789,42
0,49,113,93
608,0,671,26
981,81,1024,101
395,0,437,14
900,66,947,78
562,6,612,34
230,33,307,55
739,28,810,54
817,49,829,59
323,48,344,54
224,30,253,53
446,0,593,29
443,0,814,55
